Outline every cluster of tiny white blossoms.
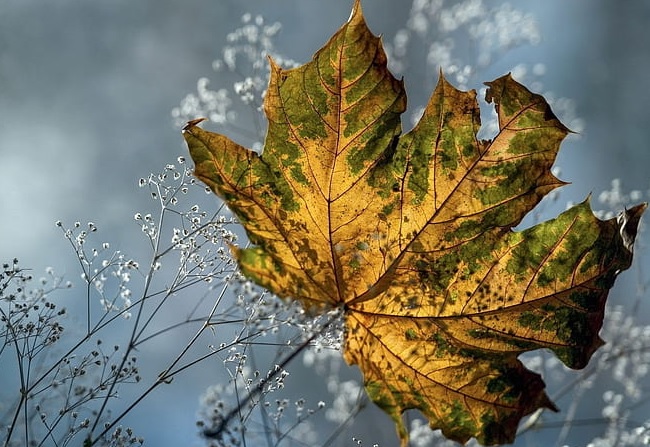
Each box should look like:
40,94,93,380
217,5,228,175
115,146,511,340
0,259,70,352
386,0,540,88
171,13,299,132
138,158,242,284
602,309,650,400
195,283,346,443
197,352,327,446
0,258,145,446
56,219,138,320
20,158,250,446
586,410,650,447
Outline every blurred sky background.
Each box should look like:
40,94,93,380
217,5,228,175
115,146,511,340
1,1,650,446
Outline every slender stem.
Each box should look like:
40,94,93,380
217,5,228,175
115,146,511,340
87,275,231,444
203,314,335,440
89,197,166,435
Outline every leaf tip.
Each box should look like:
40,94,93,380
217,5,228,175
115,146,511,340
182,117,208,132
544,395,560,413
266,54,281,72
550,167,570,189
349,0,363,23
617,202,647,252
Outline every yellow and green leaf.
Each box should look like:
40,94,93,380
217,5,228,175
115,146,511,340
183,1,646,445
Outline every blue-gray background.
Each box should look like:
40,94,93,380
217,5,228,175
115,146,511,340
1,1,649,446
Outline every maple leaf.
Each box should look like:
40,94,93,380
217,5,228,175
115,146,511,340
182,1,646,445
